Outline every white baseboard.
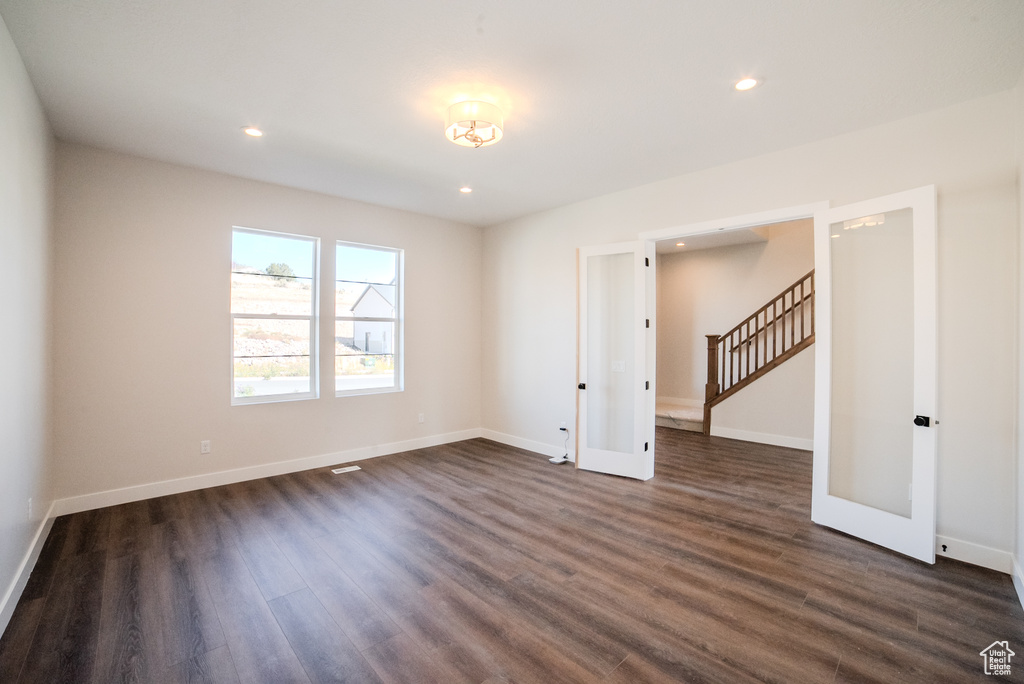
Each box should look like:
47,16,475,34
0,501,56,638
480,429,573,461
709,426,813,451
936,535,1014,574
1013,558,1024,612
52,429,483,517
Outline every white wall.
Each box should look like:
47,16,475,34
482,89,1019,558
52,143,482,502
0,15,53,630
1015,71,1024,596
657,219,814,445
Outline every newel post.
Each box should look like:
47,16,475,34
704,334,720,435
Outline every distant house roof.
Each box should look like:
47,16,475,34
351,284,395,313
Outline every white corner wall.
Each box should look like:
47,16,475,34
51,143,482,505
1015,71,1024,601
0,15,54,632
657,219,814,447
483,89,1019,562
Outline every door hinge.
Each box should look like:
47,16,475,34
645,257,649,267
645,381,649,390
645,318,650,328
644,442,649,452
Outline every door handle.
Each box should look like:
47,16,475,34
578,383,586,390
913,415,931,427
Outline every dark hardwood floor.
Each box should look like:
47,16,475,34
1,428,1022,683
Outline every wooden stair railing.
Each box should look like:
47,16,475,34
703,270,815,434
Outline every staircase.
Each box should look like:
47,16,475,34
703,270,814,434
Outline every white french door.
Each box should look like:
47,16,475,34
576,241,655,480
812,185,937,563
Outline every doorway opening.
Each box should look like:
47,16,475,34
640,204,824,451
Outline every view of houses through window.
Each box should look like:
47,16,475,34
335,242,402,395
230,228,402,404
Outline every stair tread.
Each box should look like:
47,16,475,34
655,401,703,422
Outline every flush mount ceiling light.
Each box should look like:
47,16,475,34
459,186,473,193
735,78,758,91
445,101,503,148
242,126,264,137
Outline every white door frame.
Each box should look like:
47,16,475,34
635,202,827,468
638,202,829,245
637,202,828,429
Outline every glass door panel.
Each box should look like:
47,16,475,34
828,208,914,517
586,252,636,454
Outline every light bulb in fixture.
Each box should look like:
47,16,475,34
459,186,473,194
243,127,264,137
735,78,758,91
676,242,685,247
446,101,503,148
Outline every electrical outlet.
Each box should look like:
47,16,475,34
200,440,211,454
418,413,425,424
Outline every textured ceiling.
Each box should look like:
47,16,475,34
2,0,1023,227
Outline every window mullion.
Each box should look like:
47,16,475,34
336,316,397,323
232,313,314,321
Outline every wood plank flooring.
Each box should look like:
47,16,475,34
2,428,1022,683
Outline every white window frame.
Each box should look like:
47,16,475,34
335,241,404,397
231,227,320,405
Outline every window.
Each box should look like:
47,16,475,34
231,228,319,403
335,241,403,395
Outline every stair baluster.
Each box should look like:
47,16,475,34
703,270,815,434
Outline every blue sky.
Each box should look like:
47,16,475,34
337,244,396,285
232,230,315,278
232,230,398,284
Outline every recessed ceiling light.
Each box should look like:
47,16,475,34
459,186,473,193
735,78,758,91
676,242,685,247
243,127,263,137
